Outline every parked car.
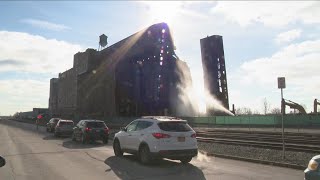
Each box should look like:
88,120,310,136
46,118,61,132
72,120,109,144
113,116,198,164
54,119,74,137
305,155,320,180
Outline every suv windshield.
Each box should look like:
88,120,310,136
86,122,106,128
158,121,192,132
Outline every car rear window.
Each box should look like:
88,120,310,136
158,121,192,132
86,122,106,128
59,121,73,126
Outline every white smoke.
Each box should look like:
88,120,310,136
176,84,199,116
204,90,234,116
196,151,211,162
175,59,234,116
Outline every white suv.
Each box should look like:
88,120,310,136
113,116,198,164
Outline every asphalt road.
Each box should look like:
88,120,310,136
0,119,303,180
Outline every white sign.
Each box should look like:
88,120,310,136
278,77,286,89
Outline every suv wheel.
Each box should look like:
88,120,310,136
139,145,151,164
180,157,192,164
113,140,123,157
103,137,109,144
54,132,59,137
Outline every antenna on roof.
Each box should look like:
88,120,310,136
98,34,108,51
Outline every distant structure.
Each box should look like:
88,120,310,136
281,99,307,114
49,23,194,119
314,99,320,114
18,108,49,119
98,34,108,51
200,35,229,115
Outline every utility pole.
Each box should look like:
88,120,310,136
278,77,286,159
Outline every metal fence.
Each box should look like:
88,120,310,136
11,114,320,129
183,115,320,128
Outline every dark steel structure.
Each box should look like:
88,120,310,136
314,99,320,114
49,23,194,118
200,35,229,115
281,99,307,114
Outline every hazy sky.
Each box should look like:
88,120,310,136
0,1,319,115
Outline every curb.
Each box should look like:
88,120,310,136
1,119,47,134
199,150,305,170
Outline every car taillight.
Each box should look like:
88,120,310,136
104,127,109,134
152,133,171,139
85,127,91,132
191,133,196,138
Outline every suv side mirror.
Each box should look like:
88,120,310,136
0,156,6,167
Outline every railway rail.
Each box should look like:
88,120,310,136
196,129,320,153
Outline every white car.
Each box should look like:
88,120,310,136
113,116,198,164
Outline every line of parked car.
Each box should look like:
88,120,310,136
46,116,199,164
6,115,320,174
46,118,109,144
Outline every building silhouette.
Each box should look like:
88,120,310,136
200,35,229,115
49,23,194,119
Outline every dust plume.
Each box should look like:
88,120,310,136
197,151,211,162
175,58,234,116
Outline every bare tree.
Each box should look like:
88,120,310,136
244,107,253,115
253,110,261,115
263,98,270,115
235,108,243,115
13,112,19,117
235,107,253,115
270,108,281,114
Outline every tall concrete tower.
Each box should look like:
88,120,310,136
200,35,229,115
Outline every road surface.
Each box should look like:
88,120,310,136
0,119,303,180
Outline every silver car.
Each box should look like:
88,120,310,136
54,120,74,137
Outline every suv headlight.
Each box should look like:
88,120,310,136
308,159,318,171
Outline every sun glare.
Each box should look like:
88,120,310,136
141,1,217,116
198,98,207,114
143,1,182,26
194,82,207,115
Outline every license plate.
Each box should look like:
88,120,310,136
177,137,185,142
95,130,100,132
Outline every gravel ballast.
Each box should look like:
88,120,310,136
198,142,318,167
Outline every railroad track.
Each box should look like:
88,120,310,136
196,130,320,153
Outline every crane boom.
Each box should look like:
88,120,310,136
281,98,307,114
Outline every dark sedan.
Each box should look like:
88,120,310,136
72,120,109,144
